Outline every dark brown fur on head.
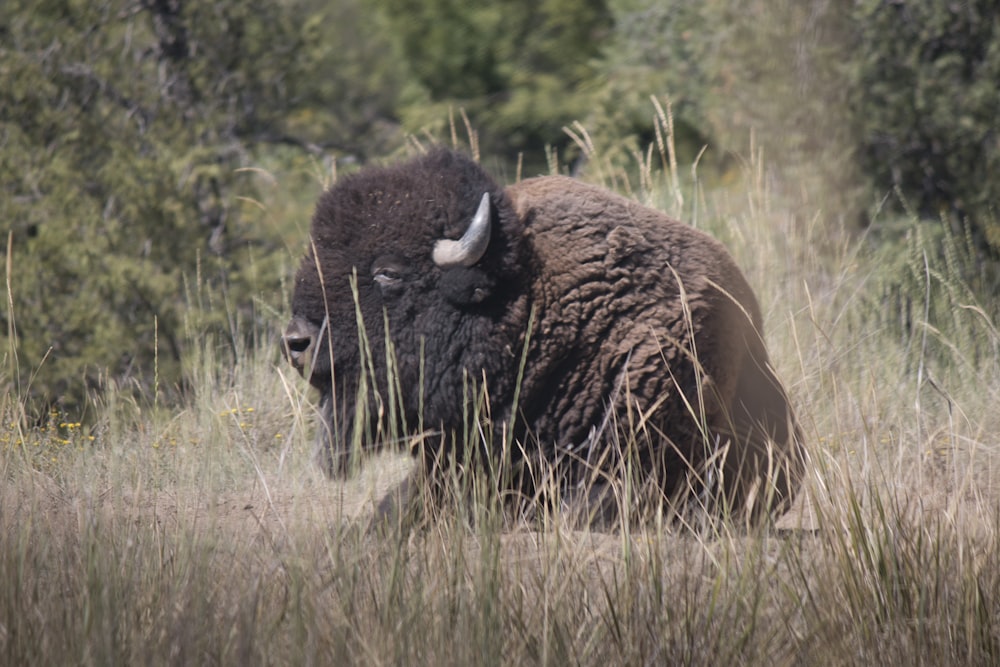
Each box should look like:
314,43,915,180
289,149,532,475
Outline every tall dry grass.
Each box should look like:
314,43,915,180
3,129,1000,665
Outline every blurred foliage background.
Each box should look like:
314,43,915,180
1,0,998,416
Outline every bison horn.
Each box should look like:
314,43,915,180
433,192,492,268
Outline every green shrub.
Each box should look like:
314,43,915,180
375,0,611,163
851,0,1000,252
0,0,350,416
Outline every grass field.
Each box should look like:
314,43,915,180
3,142,1000,665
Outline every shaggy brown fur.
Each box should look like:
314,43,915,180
508,176,803,516
284,148,804,521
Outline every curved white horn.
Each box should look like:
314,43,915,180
433,192,492,268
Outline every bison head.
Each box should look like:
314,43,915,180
282,149,530,476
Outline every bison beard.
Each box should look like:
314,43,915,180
283,148,805,523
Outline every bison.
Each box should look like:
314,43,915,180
282,148,804,522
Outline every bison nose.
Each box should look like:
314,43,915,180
282,333,312,369
281,317,319,371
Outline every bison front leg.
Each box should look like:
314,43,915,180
371,473,418,529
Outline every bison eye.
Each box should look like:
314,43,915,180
373,270,402,288
371,256,406,292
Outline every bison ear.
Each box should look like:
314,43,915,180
432,193,492,269
439,266,495,306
